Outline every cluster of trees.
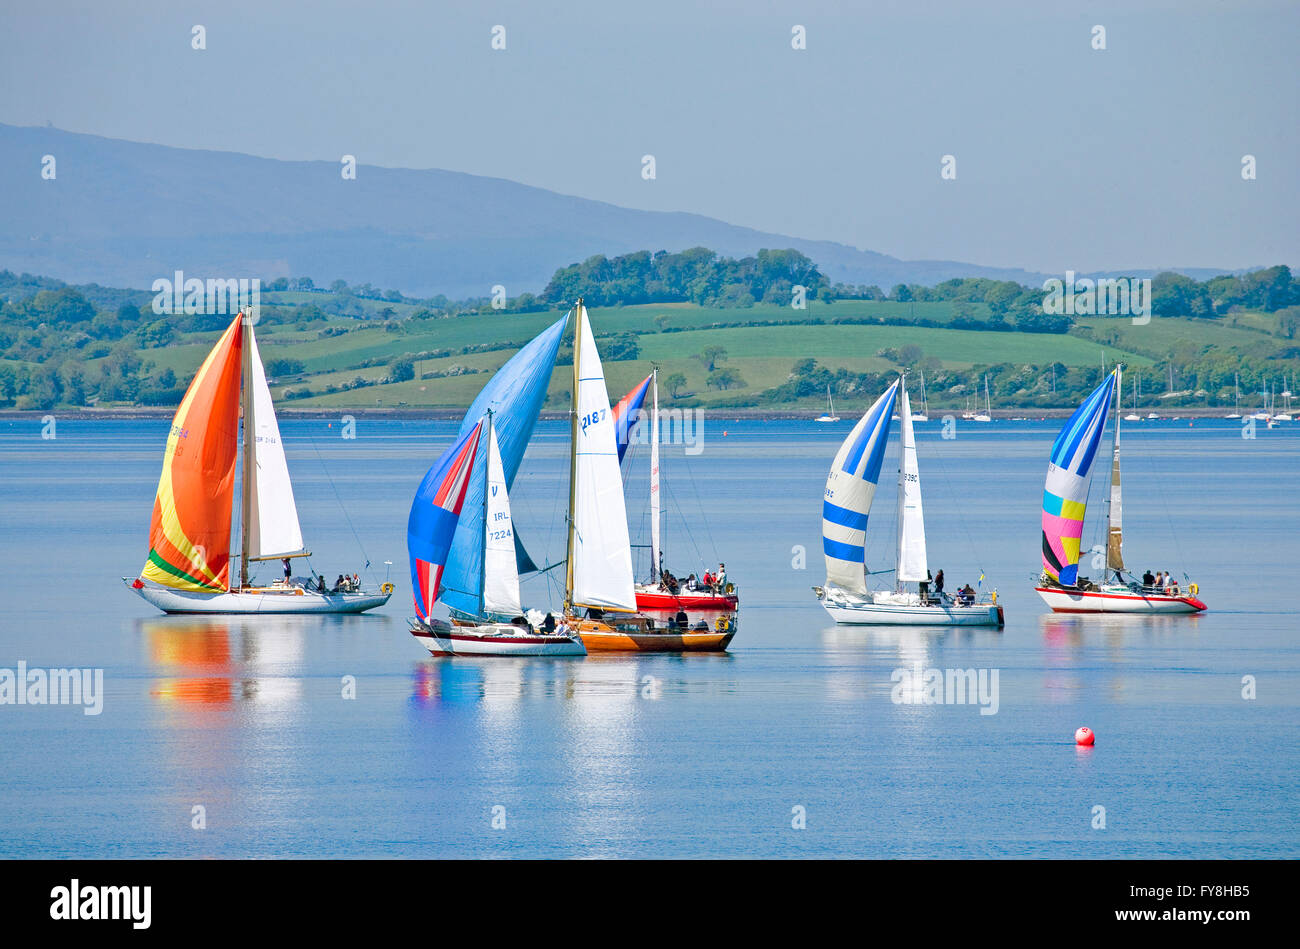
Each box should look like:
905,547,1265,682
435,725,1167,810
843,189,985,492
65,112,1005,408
1149,266,1297,318
756,354,1296,412
4,260,1300,411
540,248,831,308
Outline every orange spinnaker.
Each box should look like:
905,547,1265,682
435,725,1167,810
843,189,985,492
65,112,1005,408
140,314,244,592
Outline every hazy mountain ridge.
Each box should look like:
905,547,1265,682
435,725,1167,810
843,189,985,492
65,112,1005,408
0,123,1234,299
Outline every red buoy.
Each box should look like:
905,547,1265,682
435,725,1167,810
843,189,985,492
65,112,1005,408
1075,726,1095,746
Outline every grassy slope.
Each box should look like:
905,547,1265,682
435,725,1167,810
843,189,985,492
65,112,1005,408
89,295,1291,412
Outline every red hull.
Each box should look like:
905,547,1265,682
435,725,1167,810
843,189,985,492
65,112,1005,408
634,590,738,612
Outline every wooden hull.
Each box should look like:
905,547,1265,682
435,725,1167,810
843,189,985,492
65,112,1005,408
1035,586,1206,614
128,579,391,615
569,618,735,652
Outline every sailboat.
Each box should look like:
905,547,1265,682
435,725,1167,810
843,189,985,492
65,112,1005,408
815,384,840,422
613,370,740,615
911,370,929,422
1225,372,1242,419
972,376,992,422
813,375,1004,626
563,303,736,651
125,312,392,614
407,410,585,656
406,314,585,656
1034,366,1206,614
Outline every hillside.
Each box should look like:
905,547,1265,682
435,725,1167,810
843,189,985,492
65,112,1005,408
4,284,1295,415
0,123,1220,299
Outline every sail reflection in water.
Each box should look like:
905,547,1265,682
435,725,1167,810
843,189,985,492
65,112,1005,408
143,615,310,707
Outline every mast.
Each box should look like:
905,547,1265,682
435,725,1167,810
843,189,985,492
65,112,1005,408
564,299,582,613
479,409,492,617
895,374,907,590
238,310,255,590
1106,366,1124,578
650,368,661,583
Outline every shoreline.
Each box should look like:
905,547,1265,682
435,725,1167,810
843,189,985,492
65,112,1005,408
0,406,1255,421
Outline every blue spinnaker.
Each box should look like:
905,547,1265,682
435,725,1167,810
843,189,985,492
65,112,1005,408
439,314,567,616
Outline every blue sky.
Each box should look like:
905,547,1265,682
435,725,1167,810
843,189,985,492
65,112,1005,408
1,0,1295,273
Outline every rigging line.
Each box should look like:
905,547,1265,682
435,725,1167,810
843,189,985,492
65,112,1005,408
924,420,989,581
674,432,721,566
1140,424,1190,577
302,421,378,586
661,476,708,571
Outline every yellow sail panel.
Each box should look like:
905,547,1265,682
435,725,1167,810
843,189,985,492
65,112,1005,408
140,314,244,592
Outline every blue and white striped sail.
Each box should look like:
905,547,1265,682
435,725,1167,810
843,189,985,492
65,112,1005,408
440,314,567,617
823,380,899,594
1041,370,1117,586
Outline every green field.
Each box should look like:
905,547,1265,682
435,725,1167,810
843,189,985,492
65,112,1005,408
57,294,1298,414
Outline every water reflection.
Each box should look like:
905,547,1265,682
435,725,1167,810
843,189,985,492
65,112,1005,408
1039,612,1203,702
140,614,312,708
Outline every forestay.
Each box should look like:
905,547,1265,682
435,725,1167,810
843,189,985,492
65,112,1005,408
895,382,928,583
571,305,637,611
245,325,305,560
482,420,523,616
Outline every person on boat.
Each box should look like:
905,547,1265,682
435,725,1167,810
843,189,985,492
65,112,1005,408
333,574,346,592
919,569,932,604
675,610,689,629
1142,569,1155,589
1154,571,1165,590
958,584,976,605
541,613,556,633
685,574,697,592
1166,572,1179,595
701,570,713,590
586,606,605,620
350,573,360,592
510,615,532,632
282,558,292,581
934,570,945,595
716,564,727,589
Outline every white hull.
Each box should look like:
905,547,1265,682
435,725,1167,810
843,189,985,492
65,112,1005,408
817,590,1003,627
1034,586,1205,614
128,580,390,614
411,621,586,656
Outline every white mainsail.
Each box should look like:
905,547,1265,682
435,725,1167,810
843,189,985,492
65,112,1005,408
895,383,929,583
482,419,523,616
1106,368,1124,573
245,326,305,559
649,369,661,581
570,305,637,611
822,380,899,594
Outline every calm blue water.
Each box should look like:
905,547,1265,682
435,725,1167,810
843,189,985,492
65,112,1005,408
0,416,1296,858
